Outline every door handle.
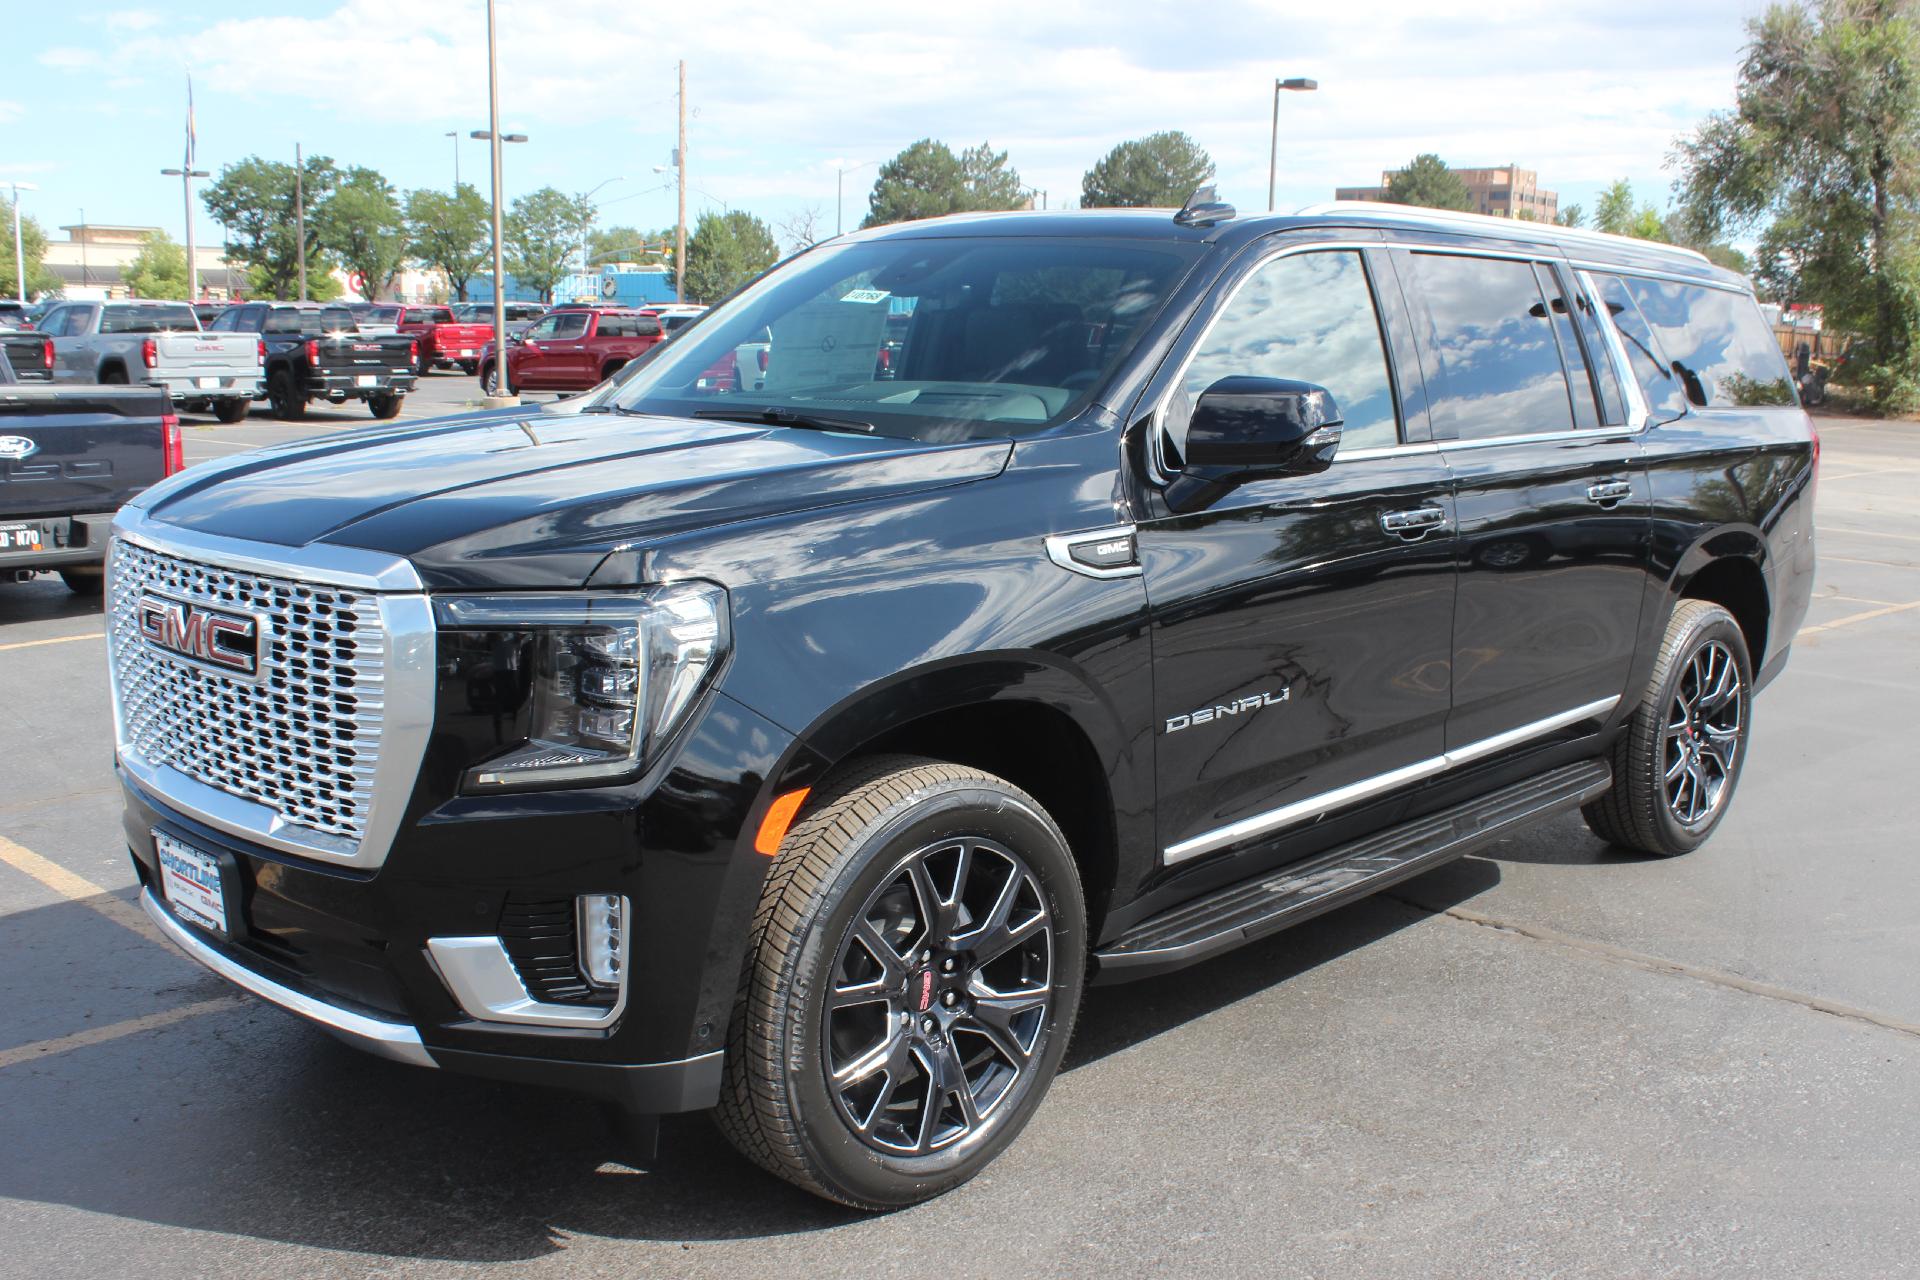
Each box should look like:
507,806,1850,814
1379,506,1450,539
1586,480,1633,506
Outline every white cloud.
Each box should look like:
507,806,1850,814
116,0,1756,217
109,9,165,30
37,46,103,70
0,101,23,127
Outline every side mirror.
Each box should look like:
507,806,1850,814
1165,376,1343,513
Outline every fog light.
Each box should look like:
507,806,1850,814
577,893,626,990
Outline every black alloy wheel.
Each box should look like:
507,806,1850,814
823,835,1053,1156
1662,639,1743,827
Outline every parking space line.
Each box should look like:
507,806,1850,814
1821,554,1919,569
0,631,105,653
0,835,163,947
1819,592,1903,607
1820,526,1920,543
1799,599,1920,636
0,998,240,1071
1411,900,1920,1039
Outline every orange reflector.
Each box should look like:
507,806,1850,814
754,787,811,856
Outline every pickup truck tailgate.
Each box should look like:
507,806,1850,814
2,332,54,381
1,384,170,517
431,323,493,358
156,331,260,380
320,335,415,377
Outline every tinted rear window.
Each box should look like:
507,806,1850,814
100,304,198,334
1405,252,1574,439
1615,276,1794,408
1589,275,1690,420
408,307,455,324
263,308,357,335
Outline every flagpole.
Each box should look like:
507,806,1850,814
185,78,198,300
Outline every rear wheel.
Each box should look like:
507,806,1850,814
267,370,306,421
481,363,509,397
59,568,104,596
1583,599,1752,856
367,392,403,420
715,756,1085,1210
213,398,251,424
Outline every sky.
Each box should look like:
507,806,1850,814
1,0,1768,251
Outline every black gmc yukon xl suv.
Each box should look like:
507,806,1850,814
110,201,1815,1208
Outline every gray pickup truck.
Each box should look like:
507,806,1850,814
36,299,262,423
1,348,178,593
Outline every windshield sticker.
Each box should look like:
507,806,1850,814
763,300,889,389
840,288,890,304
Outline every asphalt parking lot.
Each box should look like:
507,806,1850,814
1,405,1916,1278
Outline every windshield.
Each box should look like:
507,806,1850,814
604,236,1197,441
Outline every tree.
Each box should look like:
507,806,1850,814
1676,0,1920,410
681,210,778,303
201,153,340,299
588,224,670,267
406,184,489,301
1383,154,1473,211
1594,179,1637,235
504,186,579,302
125,231,191,299
1557,204,1585,228
0,195,58,298
317,167,407,300
1080,131,1216,208
776,205,828,254
863,139,1027,228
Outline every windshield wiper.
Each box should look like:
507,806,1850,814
690,406,876,434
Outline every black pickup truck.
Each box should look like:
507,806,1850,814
1,329,53,381
111,200,1815,1210
205,301,417,420
2,351,177,593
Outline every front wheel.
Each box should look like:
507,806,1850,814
481,363,509,396
1583,599,1753,856
715,756,1086,1210
367,391,403,420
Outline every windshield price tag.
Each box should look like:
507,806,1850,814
764,300,889,389
840,289,890,304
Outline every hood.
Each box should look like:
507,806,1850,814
140,405,1012,588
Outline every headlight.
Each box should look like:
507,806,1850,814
433,583,729,791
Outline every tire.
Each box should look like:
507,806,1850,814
268,370,306,421
213,398,250,424
460,361,477,376
714,755,1086,1210
59,568,104,596
1583,599,1753,856
367,392,403,420
481,363,508,397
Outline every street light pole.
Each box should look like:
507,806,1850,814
675,59,687,304
835,159,877,237
5,181,37,303
1268,76,1318,213
162,164,212,299
446,130,460,190
295,142,307,300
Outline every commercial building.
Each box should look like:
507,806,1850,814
42,223,242,300
1335,164,1559,221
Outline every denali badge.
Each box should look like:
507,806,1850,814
136,594,261,677
1165,687,1290,734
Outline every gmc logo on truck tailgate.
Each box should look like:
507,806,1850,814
136,595,262,678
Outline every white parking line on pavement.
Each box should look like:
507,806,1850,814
1821,525,1920,543
0,998,241,1071
0,834,162,946
0,631,105,653
1800,598,1920,636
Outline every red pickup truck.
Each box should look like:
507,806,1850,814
478,308,664,395
393,305,495,376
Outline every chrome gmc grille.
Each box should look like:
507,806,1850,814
108,538,386,845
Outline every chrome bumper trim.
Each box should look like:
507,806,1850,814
141,888,437,1069
426,916,629,1029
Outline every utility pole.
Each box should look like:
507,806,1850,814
446,130,460,190
6,181,37,303
675,59,687,304
79,208,88,288
484,0,510,396
295,142,307,300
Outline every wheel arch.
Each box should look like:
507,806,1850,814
1671,530,1771,668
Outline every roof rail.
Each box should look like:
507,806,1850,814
1294,200,1712,266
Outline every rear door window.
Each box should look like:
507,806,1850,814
1614,276,1795,407
101,304,198,334
1403,252,1573,440
1167,248,1402,459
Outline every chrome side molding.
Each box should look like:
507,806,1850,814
1164,696,1621,864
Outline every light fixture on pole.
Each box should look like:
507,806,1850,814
161,164,211,299
474,0,529,399
834,159,878,237
1269,76,1318,213
4,180,38,304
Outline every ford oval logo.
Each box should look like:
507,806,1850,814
0,435,38,460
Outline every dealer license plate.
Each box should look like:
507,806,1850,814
355,374,377,387
155,831,227,935
197,376,221,389
0,522,44,552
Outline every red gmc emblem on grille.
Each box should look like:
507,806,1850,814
136,594,261,677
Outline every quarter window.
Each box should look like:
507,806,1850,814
1166,249,1401,461
1404,252,1573,440
1616,276,1795,408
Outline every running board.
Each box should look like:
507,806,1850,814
1093,760,1613,982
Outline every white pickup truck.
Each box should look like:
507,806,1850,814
37,299,263,423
